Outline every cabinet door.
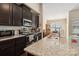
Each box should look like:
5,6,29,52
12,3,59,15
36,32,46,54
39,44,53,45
32,14,39,28
32,13,36,27
23,6,31,20
15,36,26,55
35,15,39,27
29,12,32,20
0,3,12,25
13,4,23,26
0,39,15,56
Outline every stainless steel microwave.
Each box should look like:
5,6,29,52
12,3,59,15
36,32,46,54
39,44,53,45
23,18,32,27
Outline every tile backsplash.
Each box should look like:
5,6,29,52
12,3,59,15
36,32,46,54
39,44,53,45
0,26,22,31
0,26,23,35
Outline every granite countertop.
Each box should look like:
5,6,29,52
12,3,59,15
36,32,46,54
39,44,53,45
0,35,25,41
24,36,79,56
22,32,41,35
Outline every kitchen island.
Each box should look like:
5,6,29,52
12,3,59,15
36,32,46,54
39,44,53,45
24,36,79,56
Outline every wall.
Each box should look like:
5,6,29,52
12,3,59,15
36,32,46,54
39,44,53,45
46,19,68,45
39,4,43,38
47,18,67,39
25,3,40,13
0,26,22,35
42,3,79,30
0,26,22,30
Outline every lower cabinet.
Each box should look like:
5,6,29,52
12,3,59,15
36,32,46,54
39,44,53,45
0,46,15,56
38,33,42,40
15,37,26,56
0,39,15,56
0,36,26,56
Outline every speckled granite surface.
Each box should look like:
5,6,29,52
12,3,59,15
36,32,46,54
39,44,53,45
24,36,79,56
0,35,25,41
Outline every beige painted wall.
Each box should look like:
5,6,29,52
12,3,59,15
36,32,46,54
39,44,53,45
42,3,79,30
25,3,40,13
0,26,23,35
39,4,43,38
47,18,67,39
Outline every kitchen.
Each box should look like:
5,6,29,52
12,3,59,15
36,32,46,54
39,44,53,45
0,3,42,56
0,3,79,56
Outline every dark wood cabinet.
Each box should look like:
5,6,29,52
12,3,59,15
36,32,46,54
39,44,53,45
23,5,32,20
0,36,26,56
0,3,12,25
32,13,39,28
35,15,39,27
0,3,39,26
0,3,23,26
12,4,23,26
0,39,15,56
15,36,26,55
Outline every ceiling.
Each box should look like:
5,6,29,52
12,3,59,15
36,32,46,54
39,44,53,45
42,3,79,29
43,3,79,20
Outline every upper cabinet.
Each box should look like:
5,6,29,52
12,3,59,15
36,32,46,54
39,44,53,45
0,3,23,26
12,4,23,26
0,3,39,27
0,3,12,26
31,13,39,28
35,15,39,27
23,5,32,20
